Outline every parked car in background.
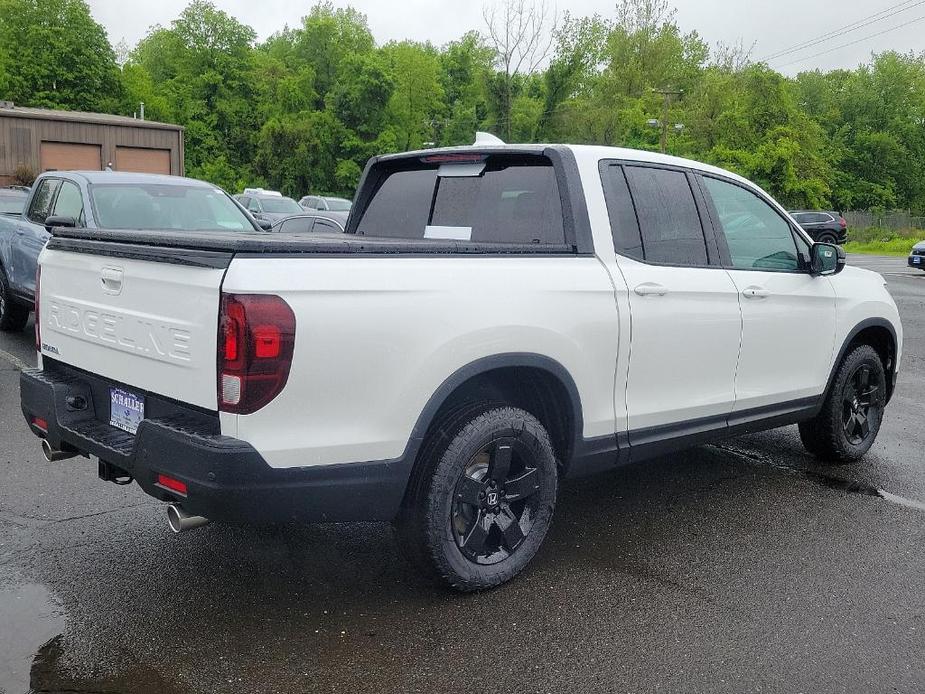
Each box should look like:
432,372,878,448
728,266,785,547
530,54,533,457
0,187,28,216
299,195,352,212
271,211,348,234
909,241,925,270
789,210,848,245
0,171,264,331
235,189,303,224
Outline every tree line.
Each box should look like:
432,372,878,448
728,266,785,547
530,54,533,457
1,0,924,212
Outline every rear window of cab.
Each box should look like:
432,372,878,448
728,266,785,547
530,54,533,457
354,154,566,245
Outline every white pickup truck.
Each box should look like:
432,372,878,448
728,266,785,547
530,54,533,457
21,143,902,590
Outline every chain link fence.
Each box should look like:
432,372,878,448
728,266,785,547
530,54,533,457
843,210,925,231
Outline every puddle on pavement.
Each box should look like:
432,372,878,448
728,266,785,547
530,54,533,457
0,583,64,694
29,635,182,694
0,583,181,694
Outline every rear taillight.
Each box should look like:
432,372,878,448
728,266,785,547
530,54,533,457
840,217,847,229
34,265,41,352
217,293,295,414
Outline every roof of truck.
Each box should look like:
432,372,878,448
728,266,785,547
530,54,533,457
379,143,756,190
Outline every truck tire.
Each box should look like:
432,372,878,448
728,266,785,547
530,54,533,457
798,344,886,462
396,405,558,591
0,267,29,332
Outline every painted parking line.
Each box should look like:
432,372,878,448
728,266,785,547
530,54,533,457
0,349,28,371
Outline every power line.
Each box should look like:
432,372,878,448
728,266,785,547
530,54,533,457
773,13,925,69
760,0,925,62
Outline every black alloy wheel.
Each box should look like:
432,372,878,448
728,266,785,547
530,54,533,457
396,405,558,591
799,344,886,462
451,439,541,565
842,364,881,445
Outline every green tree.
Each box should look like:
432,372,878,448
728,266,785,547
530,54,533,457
294,2,375,105
0,0,121,111
382,41,445,150
131,1,258,183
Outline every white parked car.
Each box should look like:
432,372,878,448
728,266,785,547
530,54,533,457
21,142,902,591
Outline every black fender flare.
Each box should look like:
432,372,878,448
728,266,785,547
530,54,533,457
397,353,586,482
407,352,585,445
821,317,899,407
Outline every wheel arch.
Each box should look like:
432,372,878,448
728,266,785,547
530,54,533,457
403,353,585,480
826,318,898,405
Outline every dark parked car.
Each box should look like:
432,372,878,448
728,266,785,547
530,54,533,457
0,188,28,216
235,189,304,224
271,211,348,234
299,195,352,212
909,241,925,270
789,210,848,245
0,171,264,331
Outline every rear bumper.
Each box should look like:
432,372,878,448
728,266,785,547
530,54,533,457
20,364,412,523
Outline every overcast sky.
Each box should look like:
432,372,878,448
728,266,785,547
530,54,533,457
87,0,925,75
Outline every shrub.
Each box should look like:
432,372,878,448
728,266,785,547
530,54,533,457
11,162,36,187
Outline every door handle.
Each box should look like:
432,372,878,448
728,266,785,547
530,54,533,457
100,267,123,294
634,283,669,297
741,286,770,299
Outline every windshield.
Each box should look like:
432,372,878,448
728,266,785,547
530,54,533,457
0,195,25,214
90,184,255,231
261,197,303,214
324,198,352,211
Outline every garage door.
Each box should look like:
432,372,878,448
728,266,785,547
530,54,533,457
115,147,171,175
40,142,101,172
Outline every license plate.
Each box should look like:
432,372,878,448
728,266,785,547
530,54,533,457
110,388,145,435
914,256,921,264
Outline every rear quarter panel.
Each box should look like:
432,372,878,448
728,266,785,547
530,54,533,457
222,255,620,468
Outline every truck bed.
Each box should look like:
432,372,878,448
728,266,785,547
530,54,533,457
48,227,578,259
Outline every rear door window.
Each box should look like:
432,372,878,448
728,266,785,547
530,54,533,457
355,156,566,245
277,217,315,234
314,218,343,233
600,164,643,261
623,166,709,266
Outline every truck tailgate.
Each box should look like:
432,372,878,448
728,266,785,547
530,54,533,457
38,246,224,410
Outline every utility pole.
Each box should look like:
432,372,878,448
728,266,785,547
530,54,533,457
653,88,682,153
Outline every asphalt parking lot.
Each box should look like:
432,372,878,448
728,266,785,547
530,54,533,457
1,255,923,694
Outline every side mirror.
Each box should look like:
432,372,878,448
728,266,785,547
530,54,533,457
44,215,77,232
811,242,845,276
257,219,273,231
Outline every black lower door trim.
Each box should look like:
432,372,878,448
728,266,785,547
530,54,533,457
627,396,821,465
567,396,822,478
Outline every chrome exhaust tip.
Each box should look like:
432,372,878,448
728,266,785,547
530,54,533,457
166,504,209,533
42,438,78,462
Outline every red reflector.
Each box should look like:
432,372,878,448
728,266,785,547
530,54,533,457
32,417,48,432
157,474,187,495
253,324,281,358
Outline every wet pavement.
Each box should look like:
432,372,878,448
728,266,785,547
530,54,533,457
0,255,923,693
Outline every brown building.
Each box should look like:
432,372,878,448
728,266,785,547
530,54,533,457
0,101,184,186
